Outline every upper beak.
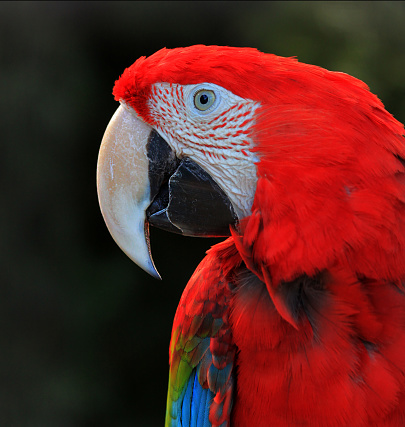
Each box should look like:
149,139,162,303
96,105,160,278
97,105,238,279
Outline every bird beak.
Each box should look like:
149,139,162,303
97,105,161,279
97,105,238,279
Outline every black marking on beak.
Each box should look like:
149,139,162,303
145,130,238,237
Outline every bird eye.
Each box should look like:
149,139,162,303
194,89,216,111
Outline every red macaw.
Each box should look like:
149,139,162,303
96,45,405,426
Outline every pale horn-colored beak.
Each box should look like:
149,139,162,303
96,104,161,279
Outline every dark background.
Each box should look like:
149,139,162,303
1,2,405,426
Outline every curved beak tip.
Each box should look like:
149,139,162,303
96,105,162,280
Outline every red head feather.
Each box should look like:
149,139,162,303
113,45,405,286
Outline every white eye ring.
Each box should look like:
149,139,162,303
194,89,216,111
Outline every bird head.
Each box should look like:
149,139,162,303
97,45,405,283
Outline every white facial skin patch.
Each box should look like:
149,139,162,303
146,82,260,219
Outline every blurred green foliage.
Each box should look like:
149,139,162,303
1,1,404,426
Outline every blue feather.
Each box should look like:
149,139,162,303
180,369,214,427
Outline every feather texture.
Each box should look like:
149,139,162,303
165,244,236,426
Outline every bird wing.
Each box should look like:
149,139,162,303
165,251,236,427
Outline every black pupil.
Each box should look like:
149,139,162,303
200,94,209,104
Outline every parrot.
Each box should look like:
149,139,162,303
96,45,405,426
